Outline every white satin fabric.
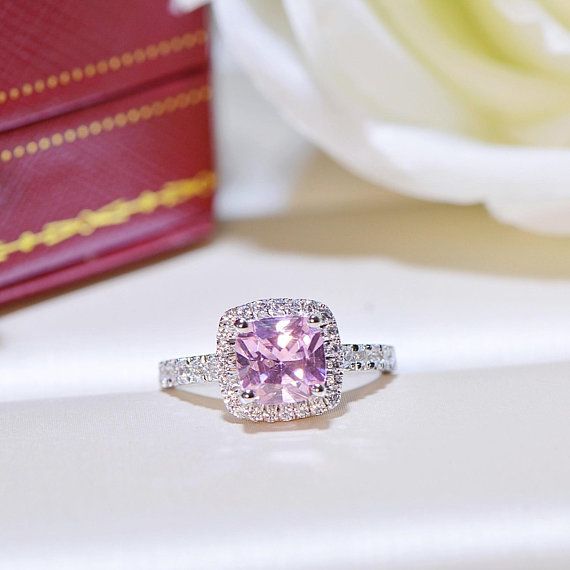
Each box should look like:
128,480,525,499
1,364,570,570
1,33,570,570
177,0,570,234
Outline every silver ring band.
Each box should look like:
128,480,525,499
160,343,396,389
158,297,396,422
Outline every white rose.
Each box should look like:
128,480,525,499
177,0,570,234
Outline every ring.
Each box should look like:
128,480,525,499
159,298,396,422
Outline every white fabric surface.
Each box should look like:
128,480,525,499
2,36,570,570
1,364,570,570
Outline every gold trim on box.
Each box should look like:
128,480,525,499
0,84,211,163
0,29,208,106
0,171,215,263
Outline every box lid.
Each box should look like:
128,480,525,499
0,0,208,132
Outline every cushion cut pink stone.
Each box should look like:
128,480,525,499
235,316,326,405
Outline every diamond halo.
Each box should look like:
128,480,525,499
158,297,396,423
216,298,343,422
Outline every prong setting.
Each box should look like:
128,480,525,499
234,318,250,332
217,298,343,422
240,389,256,403
311,384,326,396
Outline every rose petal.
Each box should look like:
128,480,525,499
486,197,570,235
212,0,570,233
467,0,570,75
282,0,478,134
372,0,570,127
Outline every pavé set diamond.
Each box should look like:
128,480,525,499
159,298,396,422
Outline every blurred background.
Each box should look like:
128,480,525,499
1,2,570,569
2,0,570,401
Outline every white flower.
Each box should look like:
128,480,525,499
177,0,570,234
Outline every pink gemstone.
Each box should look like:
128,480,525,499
235,316,326,405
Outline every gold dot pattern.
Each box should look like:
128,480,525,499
0,30,207,107
0,85,211,163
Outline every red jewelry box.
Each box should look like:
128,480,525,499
0,1,214,307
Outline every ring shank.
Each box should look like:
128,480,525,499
159,344,396,389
